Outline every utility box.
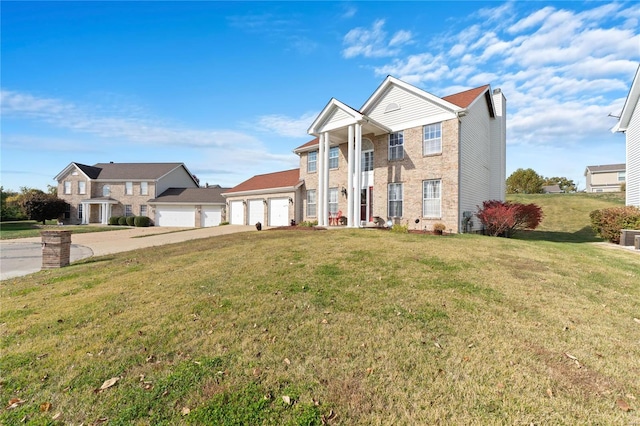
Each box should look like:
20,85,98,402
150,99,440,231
41,230,72,269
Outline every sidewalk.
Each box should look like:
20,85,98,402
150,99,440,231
0,225,255,280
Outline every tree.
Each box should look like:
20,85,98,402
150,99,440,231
506,168,544,194
476,200,544,237
1,187,27,221
542,176,577,193
20,192,69,225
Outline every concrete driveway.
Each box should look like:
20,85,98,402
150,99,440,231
0,225,255,280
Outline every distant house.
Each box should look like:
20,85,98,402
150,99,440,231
231,76,506,232
54,162,228,227
584,164,626,193
613,64,640,207
542,184,563,194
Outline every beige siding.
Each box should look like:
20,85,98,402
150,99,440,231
156,167,198,195
366,85,455,130
459,96,494,231
628,101,640,206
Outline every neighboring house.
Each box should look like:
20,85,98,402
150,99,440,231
222,169,303,226
613,64,640,207
229,76,506,232
542,184,563,194
584,164,626,193
54,162,226,227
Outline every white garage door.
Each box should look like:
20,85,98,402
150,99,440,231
248,199,264,226
201,206,222,227
156,205,195,227
230,201,245,225
269,198,289,226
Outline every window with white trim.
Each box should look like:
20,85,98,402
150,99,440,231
140,181,148,195
388,183,403,217
363,151,373,172
78,204,83,220
64,204,71,219
125,181,133,195
308,151,317,173
103,185,110,197
329,147,339,169
329,188,338,214
388,131,404,161
423,179,441,218
64,181,71,194
125,205,133,217
618,171,626,182
78,181,86,195
140,205,147,216
423,123,442,155
307,189,317,217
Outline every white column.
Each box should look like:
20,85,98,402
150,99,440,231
322,132,331,226
347,125,354,227
353,123,362,227
82,203,88,224
318,134,325,226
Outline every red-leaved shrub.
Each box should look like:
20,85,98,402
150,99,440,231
476,200,544,237
589,206,640,243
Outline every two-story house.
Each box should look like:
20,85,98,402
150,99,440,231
584,164,626,193
613,64,640,207
224,76,506,232
54,162,227,227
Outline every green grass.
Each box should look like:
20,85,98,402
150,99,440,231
0,221,127,240
2,227,639,425
507,192,625,242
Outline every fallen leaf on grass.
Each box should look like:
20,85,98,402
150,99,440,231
434,342,442,349
40,402,52,412
6,398,25,410
282,395,292,405
634,318,640,324
181,407,190,415
617,398,632,412
94,377,119,393
564,353,578,361
546,388,554,398
52,412,62,420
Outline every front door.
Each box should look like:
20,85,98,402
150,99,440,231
360,186,373,223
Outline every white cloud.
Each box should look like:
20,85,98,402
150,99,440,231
256,112,317,138
1,89,260,148
342,19,413,58
508,6,554,34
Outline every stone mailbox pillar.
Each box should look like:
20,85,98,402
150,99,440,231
41,230,72,269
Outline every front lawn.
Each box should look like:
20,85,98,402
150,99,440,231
0,221,127,240
1,230,638,425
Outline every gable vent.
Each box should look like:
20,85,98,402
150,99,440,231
385,102,400,113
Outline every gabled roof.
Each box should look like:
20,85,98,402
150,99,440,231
223,169,302,195
585,163,626,174
55,162,199,186
307,98,390,138
360,76,465,115
148,187,229,204
613,64,640,133
443,84,494,117
294,138,320,153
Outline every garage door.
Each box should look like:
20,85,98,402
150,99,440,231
248,199,264,226
230,201,245,225
201,206,222,227
156,205,195,227
269,198,289,226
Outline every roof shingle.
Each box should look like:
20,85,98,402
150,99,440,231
224,169,301,194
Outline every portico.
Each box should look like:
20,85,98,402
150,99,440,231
80,198,118,225
307,99,390,227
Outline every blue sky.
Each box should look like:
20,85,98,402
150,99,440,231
2,1,639,192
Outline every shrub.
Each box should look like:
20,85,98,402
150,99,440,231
299,220,318,227
391,223,409,233
219,221,229,226
476,200,543,237
589,206,640,243
109,216,121,225
125,216,135,226
433,222,446,232
118,216,128,226
620,182,626,192
134,216,151,227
